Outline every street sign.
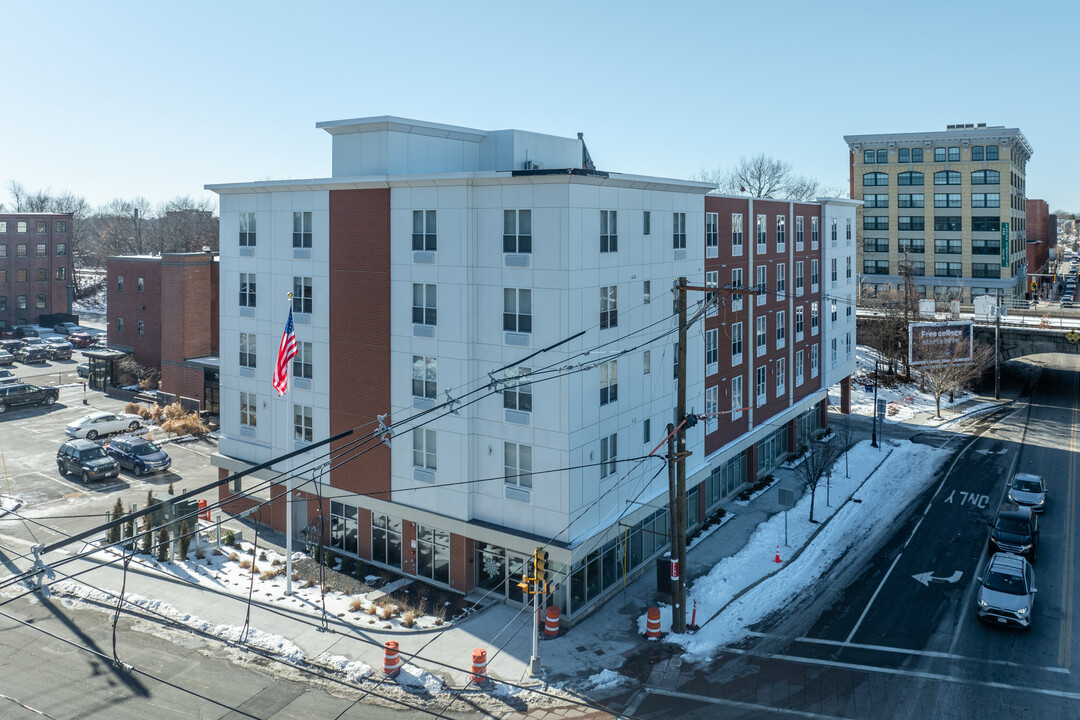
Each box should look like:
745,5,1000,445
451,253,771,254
670,559,680,580
778,488,795,509
876,398,887,417
1001,222,1010,268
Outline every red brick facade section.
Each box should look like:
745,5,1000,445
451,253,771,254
451,535,474,593
1025,199,1051,276
328,189,392,498
160,255,216,365
107,258,163,368
0,213,75,328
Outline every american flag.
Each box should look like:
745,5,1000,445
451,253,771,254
272,309,298,396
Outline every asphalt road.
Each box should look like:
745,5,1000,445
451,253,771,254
632,354,1080,719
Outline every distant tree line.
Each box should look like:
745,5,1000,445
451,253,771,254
3,181,219,295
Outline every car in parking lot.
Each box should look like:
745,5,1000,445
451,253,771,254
67,332,95,348
53,322,81,335
976,552,1037,629
77,362,90,378
0,369,16,385
14,345,49,364
56,439,120,483
105,436,172,476
989,503,1039,562
0,349,12,366
44,338,73,360
0,339,21,353
64,411,142,439
1007,473,1047,513
13,325,39,339
0,383,59,413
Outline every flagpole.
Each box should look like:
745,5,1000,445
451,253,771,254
285,291,294,596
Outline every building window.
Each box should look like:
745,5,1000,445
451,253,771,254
329,501,358,555
948,146,960,162
600,433,618,478
864,193,887,208
117,275,124,291
732,268,744,310
934,171,961,185
56,242,66,256
412,210,437,251
643,210,651,235
503,288,532,333
795,261,804,295
972,193,1000,208
600,286,618,329
56,220,67,233
863,149,874,164
811,344,819,377
796,349,805,386
831,338,838,366
706,212,718,255
672,212,686,249
414,429,437,470
847,332,853,357
811,302,819,334
776,310,786,347
755,265,767,305
776,216,786,249
293,276,313,314
811,217,819,247
16,222,27,233
796,216,804,247
239,273,256,308
412,356,437,399
412,283,436,326
811,259,819,289
846,218,852,242
239,212,256,246
863,259,890,274
505,442,532,489
934,262,963,277
897,216,925,231
292,211,312,248
972,216,1001,232
796,306,804,338
643,350,651,374
971,170,1000,185
846,256,852,280
371,513,402,568
912,148,924,162
600,359,618,405
831,258,838,284
239,332,256,368
898,193,924,208
35,293,46,309
0,296,5,311
504,367,532,411
756,315,767,355
16,294,26,310
862,172,888,186
756,366,767,405
986,145,999,160
17,269,26,283
934,217,963,232
705,385,718,431
15,244,27,257
0,269,5,282
294,341,313,379
731,321,743,363
898,148,910,163
136,277,144,293
293,404,313,443
600,210,618,252
776,357,786,396
731,375,743,419
972,145,984,162
972,263,1001,279
36,268,46,282
831,218,838,245
503,209,532,253
643,418,651,444
117,317,124,332
240,391,257,427
706,271,718,316
137,320,144,335
56,267,67,281
776,263,786,298
897,171,924,186
934,147,946,162
732,213,744,254
643,280,651,305
831,300,838,323
0,221,6,232
756,214,767,249
36,243,46,256
0,244,5,257
706,329,718,369
36,220,47,233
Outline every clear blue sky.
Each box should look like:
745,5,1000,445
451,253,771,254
3,0,1077,212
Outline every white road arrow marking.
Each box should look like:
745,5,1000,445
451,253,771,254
913,570,963,587
975,448,1008,456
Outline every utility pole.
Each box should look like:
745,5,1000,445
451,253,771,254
871,358,879,448
665,424,681,633
995,290,1001,400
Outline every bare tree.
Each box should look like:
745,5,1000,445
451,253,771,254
916,340,994,419
156,195,219,253
95,197,154,257
7,180,26,211
694,154,843,200
793,424,851,523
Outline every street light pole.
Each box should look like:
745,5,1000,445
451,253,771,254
871,358,879,449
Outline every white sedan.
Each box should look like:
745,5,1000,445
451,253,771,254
64,411,142,440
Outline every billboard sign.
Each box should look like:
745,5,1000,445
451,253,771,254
1001,221,1010,268
908,321,973,366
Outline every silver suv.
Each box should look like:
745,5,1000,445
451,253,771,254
976,553,1036,629
1007,473,1047,513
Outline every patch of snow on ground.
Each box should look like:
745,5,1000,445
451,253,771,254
394,662,447,695
314,652,375,682
582,668,633,692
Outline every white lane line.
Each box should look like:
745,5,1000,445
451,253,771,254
844,549,904,645
645,688,846,719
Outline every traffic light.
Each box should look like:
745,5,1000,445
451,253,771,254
534,548,548,595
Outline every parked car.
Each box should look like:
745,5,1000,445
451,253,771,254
0,327,14,338
976,552,1036,629
0,369,16,385
105,436,171,476
1007,473,1047,513
989,503,1039,562
44,339,73,360
77,362,90,378
0,349,13,366
53,322,81,335
13,325,39,338
0,339,21,353
0,383,59,414
14,346,49,364
18,337,48,349
56,439,120,483
67,332,95,348
64,411,142,440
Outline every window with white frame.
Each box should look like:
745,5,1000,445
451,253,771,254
600,210,618,252
756,214,767,250
795,260,804,295
293,276,313,314
831,218,838,246
795,349,804,386
811,302,819,334
811,260,819,291
412,283,436,326
706,212,718,256
504,442,532,488
643,417,651,444
846,256,852,281
503,289,532,333
756,265,767,305
293,211,312,248
706,329,718,372
831,258,838,286
732,375,744,419
412,210,437,251
294,341,313,379
811,216,819,248
600,433,617,478
846,218,853,243
239,212,256,247
239,391,256,427
731,321,743,364
239,273,256,308
673,212,686,249
776,310,785,348
412,356,436,399
796,306,804,339
503,209,532,253
643,350,651,374
756,366,767,405
673,343,679,379
831,338,838,365
239,332,256,368
705,386,718,431
796,216,804,248
294,404,313,443
756,315,767,355
600,360,618,405
504,367,533,412
643,280,651,304
776,357,785,396
811,344,819,377
643,210,651,235
705,271,718,317
776,216,786,250
414,429,437,470
732,213,744,255
831,299,838,323
732,268,744,311
846,331,852,357
600,286,617,329
776,263,786,298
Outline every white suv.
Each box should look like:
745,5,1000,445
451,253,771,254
976,553,1036,629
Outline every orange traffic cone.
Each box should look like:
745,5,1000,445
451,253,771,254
774,545,782,564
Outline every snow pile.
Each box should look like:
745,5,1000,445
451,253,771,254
394,662,447,695
314,653,375,682
580,668,634,693
638,439,948,657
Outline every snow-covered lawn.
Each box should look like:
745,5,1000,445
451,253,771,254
639,438,950,659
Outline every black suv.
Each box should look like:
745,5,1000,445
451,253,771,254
989,503,1039,562
0,383,59,414
14,345,49,364
57,439,120,482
